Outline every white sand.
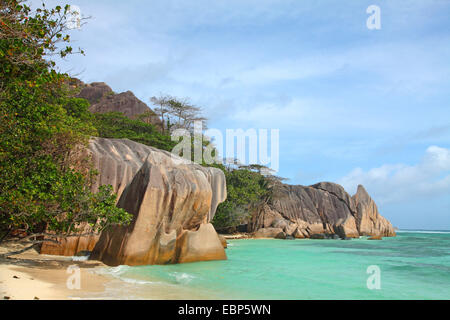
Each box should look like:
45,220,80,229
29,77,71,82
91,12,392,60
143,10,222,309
0,261,110,300
0,243,109,300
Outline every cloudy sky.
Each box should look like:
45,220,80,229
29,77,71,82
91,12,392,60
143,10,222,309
38,0,449,230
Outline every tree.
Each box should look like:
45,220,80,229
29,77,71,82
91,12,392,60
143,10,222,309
210,162,288,233
150,94,171,134
211,164,271,232
150,94,207,134
136,109,160,126
167,97,206,132
0,1,131,254
0,1,87,86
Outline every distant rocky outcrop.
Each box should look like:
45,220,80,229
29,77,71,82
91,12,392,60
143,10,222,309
76,81,161,126
352,185,395,237
41,138,227,266
249,182,395,239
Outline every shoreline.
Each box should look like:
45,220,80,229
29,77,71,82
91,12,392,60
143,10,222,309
1,233,446,300
221,233,251,240
0,243,219,300
0,243,110,300
1,235,400,300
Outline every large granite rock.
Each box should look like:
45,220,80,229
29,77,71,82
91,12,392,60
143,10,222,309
41,138,227,265
40,233,99,256
77,82,161,126
176,223,227,263
249,182,394,239
352,185,396,237
88,138,227,266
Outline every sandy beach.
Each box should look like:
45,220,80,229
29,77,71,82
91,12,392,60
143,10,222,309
0,242,215,300
0,243,109,300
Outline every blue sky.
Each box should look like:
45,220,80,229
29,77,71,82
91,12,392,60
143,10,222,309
39,0,450,230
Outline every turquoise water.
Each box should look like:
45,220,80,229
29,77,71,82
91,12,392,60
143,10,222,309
98,231,450,300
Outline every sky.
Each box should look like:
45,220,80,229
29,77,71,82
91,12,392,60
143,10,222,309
36,0,450,230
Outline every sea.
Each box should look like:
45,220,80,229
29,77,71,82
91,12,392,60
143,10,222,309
80,230,450,300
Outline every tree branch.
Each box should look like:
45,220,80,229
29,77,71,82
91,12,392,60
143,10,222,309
0,242,40,257
3,232,99,243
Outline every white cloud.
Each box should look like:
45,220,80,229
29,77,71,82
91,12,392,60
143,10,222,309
227,97,394,134
233,56,345,86
338,146,450,204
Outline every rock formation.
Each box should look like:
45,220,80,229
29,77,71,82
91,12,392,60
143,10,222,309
352,185,396,237
39,233,99,257
249,182,395,239
41,138,227,266
89,138,226,266
76,82,162,126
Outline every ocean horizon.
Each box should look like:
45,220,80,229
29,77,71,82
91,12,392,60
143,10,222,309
396,229,450,233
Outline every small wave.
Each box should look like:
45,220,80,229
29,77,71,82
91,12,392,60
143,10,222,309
120,277,155,285
94,265,161,287
95,265,131,277
171,272,195,284
71,255,89,261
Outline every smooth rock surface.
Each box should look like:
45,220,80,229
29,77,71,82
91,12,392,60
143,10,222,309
176,224,227,264
41,138,227,265
88,138,227,266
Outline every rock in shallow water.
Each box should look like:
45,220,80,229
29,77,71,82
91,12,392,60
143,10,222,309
218,235,228,248
176,223,227,263
42,138,227,266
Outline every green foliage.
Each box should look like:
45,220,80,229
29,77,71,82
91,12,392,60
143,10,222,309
0,0,83,83
63,97,93,121
212,164,270,232
89,185,132,229
0,76,132,235
46,180,132,234
0,1,280,240
0,1,131,238
93,112,178,152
